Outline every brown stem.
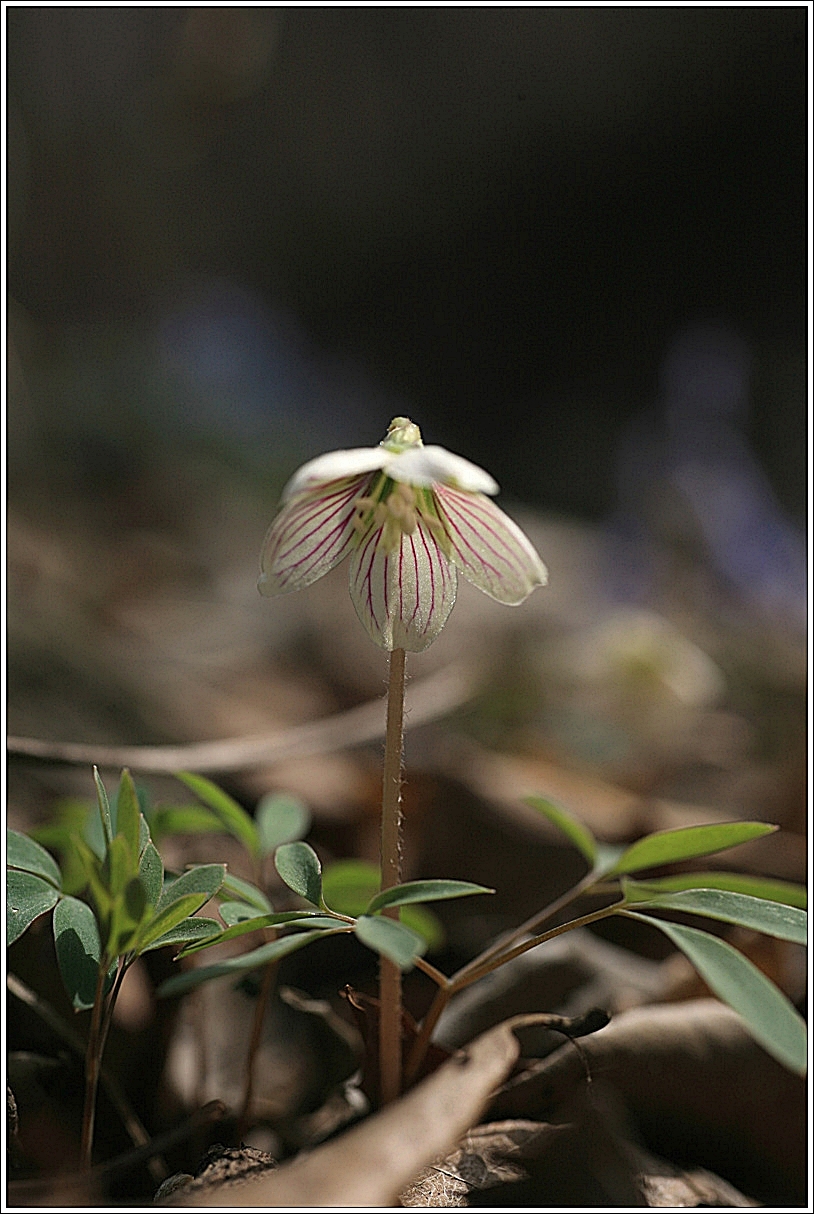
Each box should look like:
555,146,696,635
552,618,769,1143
412,956,450,988
79,958,110,1170
379,646,406,1106
443,902,624,994
453,868,600,984
6,971,166,1179
404,980,452,1085
405,896,622,1084
237,955,278,1138
97,958,126,1061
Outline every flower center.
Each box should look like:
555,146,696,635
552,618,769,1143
354,479,418,551
380,416,423,453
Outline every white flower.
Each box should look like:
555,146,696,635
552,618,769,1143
259,417,547,652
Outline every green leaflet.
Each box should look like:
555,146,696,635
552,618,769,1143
256,793,311,855
622,884,807,944
175,772,259,857
217,873,272,912
157,929,335,997
157,865,225,913
626,912,806,1075
525,797,597,866
354,915,427,971
608,822,777,876
52,896,114,1011
275,842,323,907
136,893,218,952
140,917,223,953
7,870,59,946
366,879,493,914
7,830,62,889
620,870,806,908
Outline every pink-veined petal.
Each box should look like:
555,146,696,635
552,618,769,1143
435,486,547,605
282,447,390,500
387,446,499,495
259,476,370,596
348,517,458,652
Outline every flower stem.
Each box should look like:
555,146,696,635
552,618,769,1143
379,646,406,1105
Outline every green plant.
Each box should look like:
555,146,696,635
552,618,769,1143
155,792,807,1083
7,767,226,1169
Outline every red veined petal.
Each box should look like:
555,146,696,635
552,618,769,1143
259,476,371,595
348,516,458,652
434,487,547,604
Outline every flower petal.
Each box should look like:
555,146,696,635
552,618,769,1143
387,446,499,495
282,447,390,500
259,476,368,595
348,517,458,652
435,487,547,604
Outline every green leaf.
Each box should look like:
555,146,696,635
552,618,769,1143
218,900,269,926
322,859,380,916
30,800,93,892
175,772,259,857
256,793,311,855
625,912,806,1075
136,893,218,952
321,860,445,949
620,871,807,909
366,879,494,915
52,896,109,1010
139,842,164,907
622,884,807,945
608,822,778,876
101,834,136,898
140,917,223,954
401,905,445,951
93,767,113,848
157,929,334,997
114,771,141,861
7,870,59,945
178,913,281,954
148,805,226,842
108,875,152,956
354,915,427,970
179,911,345,956
7,830,62,889
71,835,112,931
525,797,597,866
275,842,322,907
218,873,272,912
157,864,225,913
124,876,149,923
138,814,151,858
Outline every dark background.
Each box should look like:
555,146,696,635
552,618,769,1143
7,6,808,520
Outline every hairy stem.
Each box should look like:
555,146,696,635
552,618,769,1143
379,646,406,1105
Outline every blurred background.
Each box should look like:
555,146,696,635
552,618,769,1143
5,7,809,1197
6,0,809,982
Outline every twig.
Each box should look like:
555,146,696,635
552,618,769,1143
6,662,475,773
